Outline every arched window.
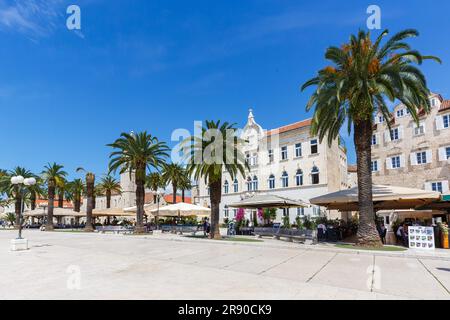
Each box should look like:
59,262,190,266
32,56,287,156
247,176,252,191
223,180,229,194
311,166,320,185
295,169,303,186
268,174,275,189
281,171,289,188
252,176,258,191
233,179,239,193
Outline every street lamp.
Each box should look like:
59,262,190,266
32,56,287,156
155,189,164,230
10,176,36,251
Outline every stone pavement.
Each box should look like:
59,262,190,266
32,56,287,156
1,230,449,300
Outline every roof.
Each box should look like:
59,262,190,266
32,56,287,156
439,100,450,113
266,119,312,136
164,195,192,204
347,165,357,173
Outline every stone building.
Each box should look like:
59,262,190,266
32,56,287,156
371,93,450,194
192,109,349,224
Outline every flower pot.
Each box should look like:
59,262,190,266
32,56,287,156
442,234,449,249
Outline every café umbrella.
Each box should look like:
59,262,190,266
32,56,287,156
309,184,441,211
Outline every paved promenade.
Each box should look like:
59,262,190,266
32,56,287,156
1,230,449,300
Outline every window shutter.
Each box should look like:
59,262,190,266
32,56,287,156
424,182,432,191
398,126,404,140
400,155,405,168
386,158,392,170
384,131,390,142
410,153,417,166
442,181,449,193
436,116,443,130
421,122,427,134
376,133,380,145
425,150,432,164
438,147,447,162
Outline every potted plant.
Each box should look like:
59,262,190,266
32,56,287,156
439,223,449,249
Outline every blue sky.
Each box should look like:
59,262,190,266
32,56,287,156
1,0,449,179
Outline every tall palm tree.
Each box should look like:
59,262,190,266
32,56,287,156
301,29,440,246
179,176,192,203
76,167,96,232
56,178,68,208
29,177,44,210
69,179,84,212
161,163,186,204
146,172,164,203
98,175,122,209
183,120,248,239
108,131,169,233
2,167,34,226
41,163,67,231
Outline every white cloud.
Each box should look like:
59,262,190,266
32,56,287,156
0,0,64,38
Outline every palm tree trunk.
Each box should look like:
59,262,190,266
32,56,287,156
106,190,111,208
181,189,185,202
209,179,222,240
135,169,146,233
58,190,64,208
74,194,81,212
172,183,177,204
84,174,95,232
46,184,55,231
30,191,36,210
354,119,382,247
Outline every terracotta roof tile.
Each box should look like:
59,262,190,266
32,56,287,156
439,100,450,113
266,119,312,136
164,195,191,204
347,165,357,173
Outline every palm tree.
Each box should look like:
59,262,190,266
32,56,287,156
29,177,44,210
76,167,96,232
301,29,440,246
108,131,169,233
179,176,192,203
69,179,84,213
2,167,34,227
183,120,248,239
98,175,122,209
56,178,68,208
146,172,164,203
161,163,186,204
41,163,67,231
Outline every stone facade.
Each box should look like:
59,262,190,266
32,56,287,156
371,93,450,194
192,109,349,224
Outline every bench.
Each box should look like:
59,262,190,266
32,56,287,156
96,226,135,234
253,227,280,238
160,225,204,236
275,229,317,244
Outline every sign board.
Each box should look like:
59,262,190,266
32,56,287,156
408,226,435,250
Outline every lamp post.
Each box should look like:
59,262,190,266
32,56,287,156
155,189,164,230
10,176,36,250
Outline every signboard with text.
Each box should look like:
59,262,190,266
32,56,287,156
408,226,435,250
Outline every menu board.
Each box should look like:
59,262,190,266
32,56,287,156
408,226,435,250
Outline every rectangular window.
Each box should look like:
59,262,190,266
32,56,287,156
396,109,404,118
269,179,275,189
432,182,443,193
378,115,384,123
371,160,378,172
281,176,289,188
390,128,399,141
443,115,450,128
297,208,304,216
233,182,238,193
371,134,377,145
447,147,450,160
281,146,288,160
268,149,274,163
296,174,303,186
310,139,318,154
391,156,401,169
282,208,289,217
295,143,302,158
223,209,229,218
416,151,427,165
414,124,425,136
